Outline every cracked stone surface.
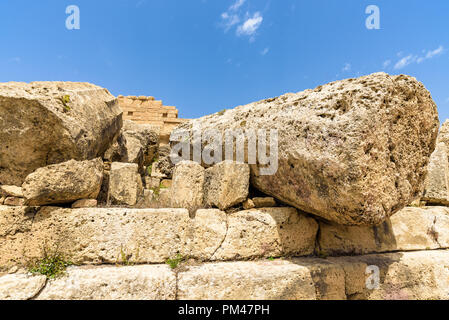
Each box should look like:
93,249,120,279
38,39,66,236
0,206,318,269
318,206,449,256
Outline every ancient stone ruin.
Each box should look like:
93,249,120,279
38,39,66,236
1,73,449,300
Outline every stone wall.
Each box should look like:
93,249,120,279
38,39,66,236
118,95,188,144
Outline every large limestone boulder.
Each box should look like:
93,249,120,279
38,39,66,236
104,120,160,171
204,161,250,210
0,274,47,300
108,162,143,206
173,73,439,225
422,142,449,204
170,161,205,213
0,82,122,186
22,158,104,206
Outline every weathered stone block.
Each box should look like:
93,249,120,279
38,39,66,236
36,265,176,300
422,142,449,204
318,206,449,256
170,161,205,213
22,158,103,206
0,81,122,186
204,161,250,210
109,162,143,206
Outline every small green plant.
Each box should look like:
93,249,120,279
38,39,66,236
217,109,227,116
59,95,71,111
117,246,138,266
267,256,276,261
166,254,184,269
28,249,72,279
159,182,168,189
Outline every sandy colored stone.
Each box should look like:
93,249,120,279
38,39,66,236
0,81,122,186
211,207,318,260
22,158,103,206
422,142,449,204
109,162,143,206
204,161,250,210
151,145,174,179
7,207,193,267
135,188,171,209
160,179,172,188
0,273,47,300
71,199,97,208
242,199,255,210
145,177,161,189
177,260,318,300
174,73,439,225
190,209,227,260
252,197,276,208
0,196,4,205
329,250,449,300
36,265,176,300
318,206,449,256
4,197,25,206
104,120,159,172
170,161,205,213
0,185,23,197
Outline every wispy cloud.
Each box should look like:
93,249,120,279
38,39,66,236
382,60,391,69
236,12,263,37
393,45,445,70
229,0,246,11
342,63,351,72
261,47,269,56
220,1,264,41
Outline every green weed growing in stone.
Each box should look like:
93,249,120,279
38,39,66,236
28,249,72,279
166,254,184,269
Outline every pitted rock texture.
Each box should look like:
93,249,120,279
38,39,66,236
22,158,103,206
0,206,318,269
0,81,122,186
422,142,449,204
173,73,439,225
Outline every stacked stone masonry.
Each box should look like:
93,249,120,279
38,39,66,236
118,95,188,144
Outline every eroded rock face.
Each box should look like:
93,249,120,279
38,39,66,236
22,158,104,206
108,162,143,206
170,161,205,213
173,73,439,225
0,82,122,186
204,161,250,210
104,120,160,171
422,142,449,204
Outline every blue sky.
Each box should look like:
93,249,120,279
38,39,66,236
0,0,448,121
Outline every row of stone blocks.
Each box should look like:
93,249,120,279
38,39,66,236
2,205,449,269
2,250,449,300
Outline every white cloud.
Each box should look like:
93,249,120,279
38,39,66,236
394,54,416,70
221,12,240,31
394,45,444,70
382,60,391,69
342,63,351,72
236,12,263,37
229,0,246,11
261,47,269,56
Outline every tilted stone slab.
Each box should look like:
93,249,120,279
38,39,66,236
318,206,449,256
0,81,122,186
173,73,439,225
35,265,176,300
